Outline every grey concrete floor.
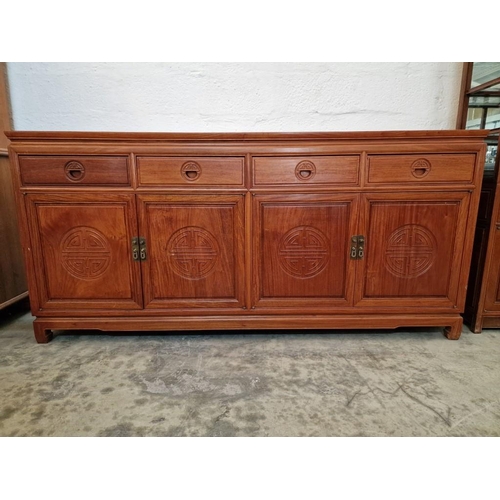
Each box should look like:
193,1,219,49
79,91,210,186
1,303,499,436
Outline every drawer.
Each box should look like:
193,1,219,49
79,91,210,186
367,154,476,185
19,156,129,186
253,156,360,186
137,157,244,187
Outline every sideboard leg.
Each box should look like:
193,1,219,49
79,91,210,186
471,315,483,334
33,321,53,344
444,318,463,340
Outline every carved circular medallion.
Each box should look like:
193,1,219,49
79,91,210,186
61,227,111,280
410,158,431,179
295,160,316,181
167,226,219,279
385,224,436,278
278,226,329,278
181,161,202,181
64,161,86,182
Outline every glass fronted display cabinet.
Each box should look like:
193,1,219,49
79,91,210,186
459,62,500,331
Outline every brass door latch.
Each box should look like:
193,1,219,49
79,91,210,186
139,237,147,261
132,237,147,261
350,235,365,260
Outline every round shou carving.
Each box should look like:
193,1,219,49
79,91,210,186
64,161,86,182
410,158,431,179
181,161,202,181
167,226,219,279
278,226,329,278
385,224,436,278
61,227,111,280
295,160,316,181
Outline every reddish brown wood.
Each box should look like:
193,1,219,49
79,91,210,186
444,317,464,340
253,193,358,308
24,193,142,311
137,194,245,309
0,153,28,309
19,155,129,185
32,313,465,338
252,156,359,187
464,135,500,332
33,321,53,344
367,154,476,185
0,63,11,151
456,63,474,129
468,76,500,94
5,130,488,142
0,64,28,309
6,130,488,343
137,156,244,187
356,192,470,309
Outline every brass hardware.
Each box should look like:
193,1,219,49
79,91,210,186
350,235,358,259
132,237,140,261
132,237,147,261
350,235,365,260
139,237,147,261
358,236,365,259
496,223,500,231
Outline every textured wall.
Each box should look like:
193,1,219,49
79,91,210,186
6,62,462,132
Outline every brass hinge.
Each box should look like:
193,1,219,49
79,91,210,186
132,237,147,261
350,235,365,260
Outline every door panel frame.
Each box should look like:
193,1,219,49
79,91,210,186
24,192,143,310
137,193,246,309
252,192,360,309
354,191,471,309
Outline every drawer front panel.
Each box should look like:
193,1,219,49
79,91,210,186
367,154,476,185
137,157,245,187
253,156,360,186
19,156,129,185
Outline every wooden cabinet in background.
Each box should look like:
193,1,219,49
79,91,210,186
0,151,28,309
464,142,500,332
0,63,27,310
6,131,487,342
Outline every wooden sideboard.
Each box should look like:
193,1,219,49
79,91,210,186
6,131,487,343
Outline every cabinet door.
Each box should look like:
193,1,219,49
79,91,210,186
25,193,142,310
253,194,359,308
481,196,500,313
355,192,471,309
137,194,245,309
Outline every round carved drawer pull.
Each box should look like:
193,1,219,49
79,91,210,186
411,158,431,179
181,161,201,181
64,161,86,182
295,160,316,181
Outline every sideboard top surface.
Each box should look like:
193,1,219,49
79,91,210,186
5,130,490,143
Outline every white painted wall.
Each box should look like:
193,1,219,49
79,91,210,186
6,62,463,132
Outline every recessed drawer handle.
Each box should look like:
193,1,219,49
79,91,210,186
64,161,86,181
411,159,431,178
295,160,316,181
413,167,429,177
181,161,201,181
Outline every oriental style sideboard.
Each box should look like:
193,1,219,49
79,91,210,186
6,131,487,343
